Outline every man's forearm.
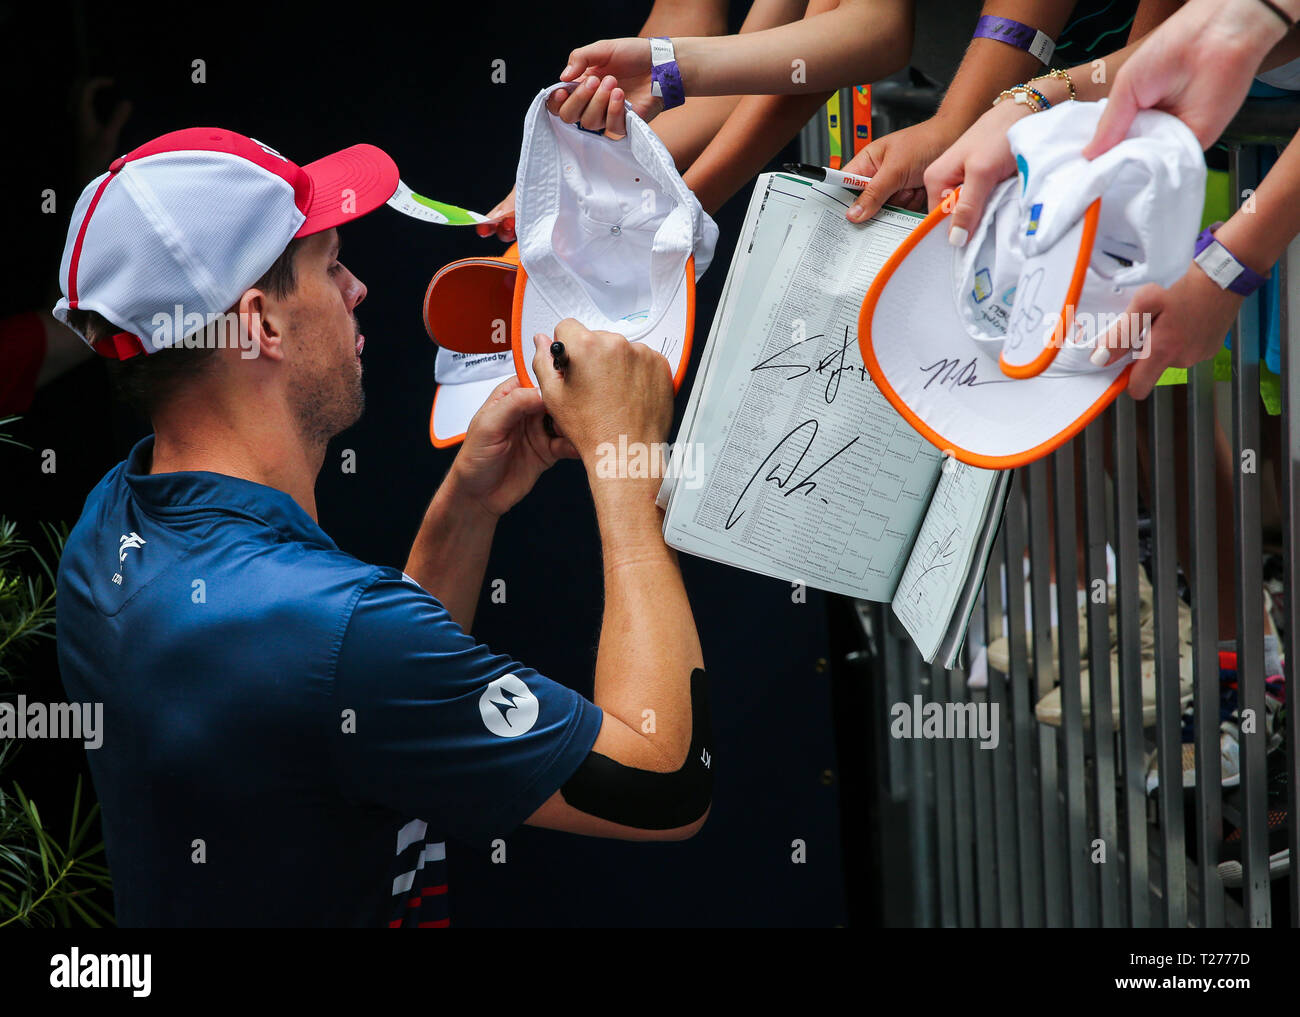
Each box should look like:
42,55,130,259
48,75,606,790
403,468,497,632
588,468,703,769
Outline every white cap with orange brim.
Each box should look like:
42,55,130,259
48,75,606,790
425,244,520,448
510,82,718,393
860,99,1205,469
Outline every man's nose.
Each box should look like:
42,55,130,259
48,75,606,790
343,267,367,309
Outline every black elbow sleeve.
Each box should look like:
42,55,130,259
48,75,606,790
560,667,713,830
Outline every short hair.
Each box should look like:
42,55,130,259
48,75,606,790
64,235,307,419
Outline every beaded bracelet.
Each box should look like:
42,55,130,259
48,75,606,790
1031,68,1077,103
993,84,1051,112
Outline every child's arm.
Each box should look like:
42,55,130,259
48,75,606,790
559,0,914,115
477,0,807,241
650,0,815,174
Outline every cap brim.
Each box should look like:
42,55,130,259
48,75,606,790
430,372,513,448
509,255,695,392
859,202,1130,470
423,255,519,353
296,144,400,237
997,198,1101,378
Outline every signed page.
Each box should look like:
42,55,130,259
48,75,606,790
891,459,1002,661
663,182,940,601
659,176,816,512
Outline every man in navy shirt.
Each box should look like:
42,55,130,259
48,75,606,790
52,128,711,926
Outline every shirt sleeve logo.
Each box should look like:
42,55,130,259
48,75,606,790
478,674,539,738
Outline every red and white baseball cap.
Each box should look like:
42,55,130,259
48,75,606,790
860,99,1205,469
423,244,521,447
510,82,718,392
52,127,399,359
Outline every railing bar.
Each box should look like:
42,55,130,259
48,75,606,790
1051,440,1094,924
1027,459,1068,925
1003,471,1044,926
1280,231,1300,928
1151,385,1188,927
949,664,978,927
1229,145,1272,928
1114,396,1150,926
930,660,958,927
1188,356,1225,927
1083,419,1121,925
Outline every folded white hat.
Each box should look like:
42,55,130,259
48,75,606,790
511,82,719,391
424,246,520,448
430,346,515,448
860,99,1206,469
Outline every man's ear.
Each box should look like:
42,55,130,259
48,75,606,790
238,287,283,361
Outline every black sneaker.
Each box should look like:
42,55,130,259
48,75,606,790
1217,747,1290,887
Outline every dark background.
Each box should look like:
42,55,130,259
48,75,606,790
2,0,852,926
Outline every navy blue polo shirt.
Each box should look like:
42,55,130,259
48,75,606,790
56,435,603,927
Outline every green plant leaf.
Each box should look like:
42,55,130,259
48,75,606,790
64,894,99,927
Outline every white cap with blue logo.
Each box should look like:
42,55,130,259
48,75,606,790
859,98,1205,469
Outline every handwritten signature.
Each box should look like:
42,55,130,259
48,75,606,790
751,325,867,404
726,419,859,529
919,357,1005,392
905,527,958,604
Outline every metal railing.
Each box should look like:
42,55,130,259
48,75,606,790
830,93,1300,927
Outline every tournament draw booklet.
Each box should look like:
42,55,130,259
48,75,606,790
657,173,1010,666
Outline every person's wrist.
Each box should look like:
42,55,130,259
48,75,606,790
1029,72,1073,108
442,460,506,522
1189,248,1255,304
928,106,968,137
587,471,667,552
1188,257,1244,295
1234,0,1300,31
1201,218,1275,288
991,94,1039,124
672,37,707,96
578,428,669,478
588,469,663,500
994,83,1054,114
1212,0,1292,52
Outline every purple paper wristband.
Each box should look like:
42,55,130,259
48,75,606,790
650,37,686,110
1194,223,1268,295
973,15,1055,64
